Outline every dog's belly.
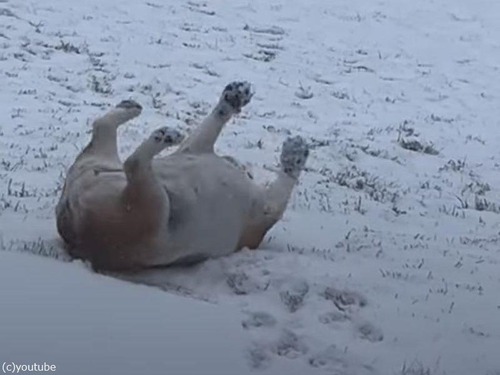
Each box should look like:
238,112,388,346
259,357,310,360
152,153,257,263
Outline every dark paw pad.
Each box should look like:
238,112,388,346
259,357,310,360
280,136,310,177
152,127,184,145
116,99,142,110
222,81,254,112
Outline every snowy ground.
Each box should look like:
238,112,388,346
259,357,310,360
1,0,500,374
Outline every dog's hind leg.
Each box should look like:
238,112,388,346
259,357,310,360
239,136,310,249
177,81,253,154
56,100,143,246
78,100,142,163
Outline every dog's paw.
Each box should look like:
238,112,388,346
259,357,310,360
220,81,254,113
114,99,142,120
151,126,184,145
116,99,142,110
280,136,310,178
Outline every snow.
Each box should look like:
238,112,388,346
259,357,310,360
0,250,316,375
1,0,499,374
0,251,253,375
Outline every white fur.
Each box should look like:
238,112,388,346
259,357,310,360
56,82,308,271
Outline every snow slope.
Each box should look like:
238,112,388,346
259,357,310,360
0,251,270,375
1,0,499,374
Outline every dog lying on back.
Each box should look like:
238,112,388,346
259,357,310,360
56,82,309,271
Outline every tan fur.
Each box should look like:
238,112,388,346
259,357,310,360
237,224,268,250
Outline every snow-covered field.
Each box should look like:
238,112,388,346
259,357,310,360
1,0,499,374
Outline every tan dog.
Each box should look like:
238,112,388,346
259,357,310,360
56,82,309,271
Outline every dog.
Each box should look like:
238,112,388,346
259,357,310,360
56,82,309,271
